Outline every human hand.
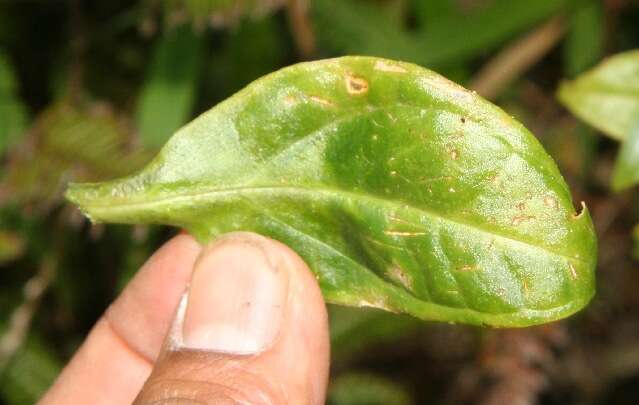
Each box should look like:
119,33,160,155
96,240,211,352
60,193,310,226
40,232,330,404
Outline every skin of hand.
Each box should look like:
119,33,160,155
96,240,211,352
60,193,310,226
39,232,330,404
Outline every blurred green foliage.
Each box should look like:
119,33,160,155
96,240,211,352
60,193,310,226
0,51,27,154
1,0,639,404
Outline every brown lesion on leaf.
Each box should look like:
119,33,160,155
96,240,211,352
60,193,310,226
516,202,526,211
345,74,369,95
486,171,501,185
283,94,298,106
309,95,334,107
384,230,427,237
450,149,459,160
374,60,407,73
458,264,478,272
388,214,410,225
511,215,535,225
365,236,404,251
357,298,390,310
568,262,578,280
387,264,413,290
543,195,558,209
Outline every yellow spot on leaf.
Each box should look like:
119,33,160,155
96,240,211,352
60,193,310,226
569,262,578,280
544,196,558,209
384,230,427,237
309,95,333,107
374,60,407,73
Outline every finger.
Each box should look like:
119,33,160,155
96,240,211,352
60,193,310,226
40,234,202,404
135,232,330,405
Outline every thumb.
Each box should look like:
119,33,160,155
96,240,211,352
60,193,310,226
134,232,330,405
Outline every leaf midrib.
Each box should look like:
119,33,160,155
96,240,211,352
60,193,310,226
81,184,589,266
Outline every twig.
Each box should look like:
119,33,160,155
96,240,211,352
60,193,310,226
0,256,56,371
469,16,566,100
286,0,316,59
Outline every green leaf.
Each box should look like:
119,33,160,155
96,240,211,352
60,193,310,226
312,0,568,68
328,372,413,405
413,0,455,26
612,122,639,191
558,50,639,140
136,25,204,148
67,56,597,327
0,50,28,155
563,0,604,76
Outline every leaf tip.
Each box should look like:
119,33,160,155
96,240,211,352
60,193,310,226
65,182,103,223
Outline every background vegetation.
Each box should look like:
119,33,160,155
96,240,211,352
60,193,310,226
1,0,639,403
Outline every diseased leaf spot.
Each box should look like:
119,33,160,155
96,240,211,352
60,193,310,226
283,94,297,106
460,117,466,124
374,60,407,73
357,298,389,310
387,264,413,290
450,149,459,160
458,264,477,272
384,230,427,237
511,215,535,225
345,74,369,95
568,262,578,280
544,196,558,209
309,95,333,107
516,202,526,210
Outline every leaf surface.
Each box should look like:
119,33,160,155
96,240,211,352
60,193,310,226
67,57,596,327
559,50,639,140
612,121,639,191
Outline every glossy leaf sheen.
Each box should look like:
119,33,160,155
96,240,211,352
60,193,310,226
559,50,639,140
67,57,596,327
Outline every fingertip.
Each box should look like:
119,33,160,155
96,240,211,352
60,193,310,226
269,238,330,402
106,232,202,360
136,232,330,405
